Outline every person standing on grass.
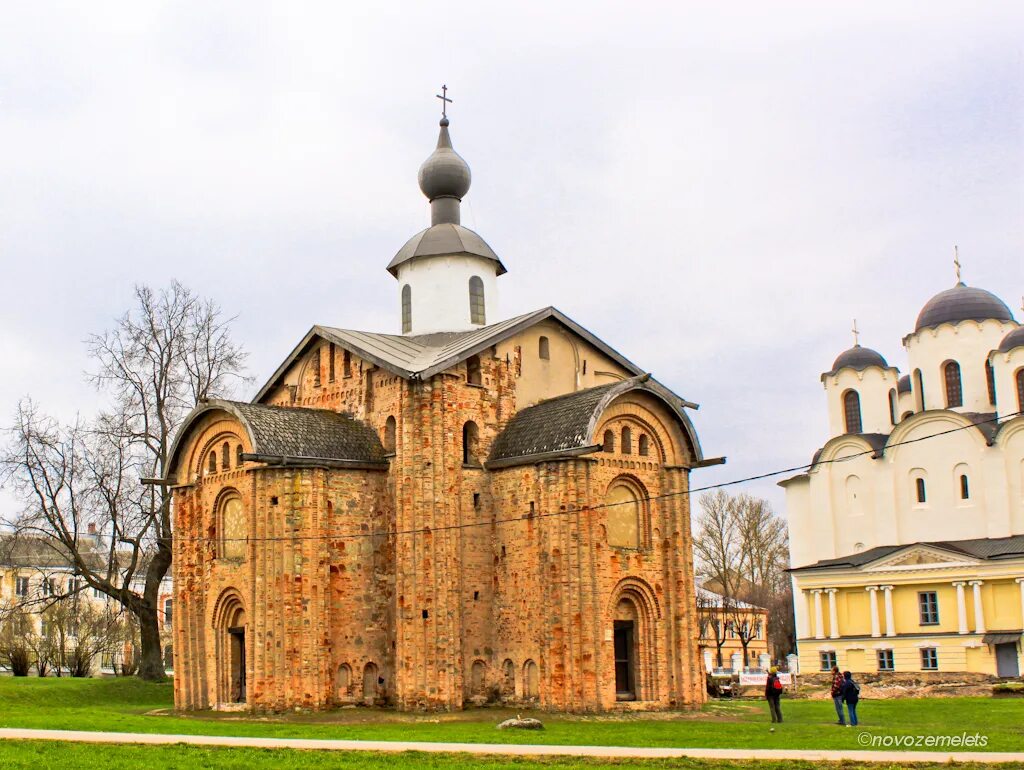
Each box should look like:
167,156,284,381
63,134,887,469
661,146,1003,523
765,666,783,723
841,671,860,727
829,665,846,725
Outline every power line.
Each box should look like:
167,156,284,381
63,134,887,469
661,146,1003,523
1,410,1017,555
171,409,1022,545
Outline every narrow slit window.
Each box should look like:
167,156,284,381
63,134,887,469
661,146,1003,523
915,477,927,504
959,474,969,500
538,336,550,360
469,276,486,325
401,285,412,334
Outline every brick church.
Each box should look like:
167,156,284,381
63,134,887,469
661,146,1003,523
167,108,718,712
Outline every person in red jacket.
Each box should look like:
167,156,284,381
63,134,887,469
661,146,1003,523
830,665,846,725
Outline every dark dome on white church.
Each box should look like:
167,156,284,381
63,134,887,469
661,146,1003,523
828,344,888,375
418,118,472,201
998,325,1024,354
897,374,912,394
914,283,1014,332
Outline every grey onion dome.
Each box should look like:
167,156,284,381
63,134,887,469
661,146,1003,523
417,118,471,201
827,344,888,375
897,374,912,394
998,325,1024,354
915,282,1014,332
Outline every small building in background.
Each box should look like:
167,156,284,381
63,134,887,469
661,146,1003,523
695,587,770,671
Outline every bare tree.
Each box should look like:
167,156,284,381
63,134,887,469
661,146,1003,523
694,490,796,663
1,282,247,680
695,588,730,668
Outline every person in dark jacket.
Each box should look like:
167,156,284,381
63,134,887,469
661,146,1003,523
765,666,783,723
829,665,845,725
841,671,860,726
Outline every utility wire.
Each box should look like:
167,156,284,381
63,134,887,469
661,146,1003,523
170,409,1022,545
1,410,1017,556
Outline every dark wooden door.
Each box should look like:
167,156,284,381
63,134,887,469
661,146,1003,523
614,620,635,700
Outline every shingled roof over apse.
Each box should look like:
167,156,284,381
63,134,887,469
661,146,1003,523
168,400,387,474
487,376,705,468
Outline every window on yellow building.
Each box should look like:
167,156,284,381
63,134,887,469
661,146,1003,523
920,647,938,670
877,649,894,672
819,651,837,671
918,591,939,625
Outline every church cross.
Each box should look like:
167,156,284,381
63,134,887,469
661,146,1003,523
436,84,452,119
852,319,860,347
954,245,962,283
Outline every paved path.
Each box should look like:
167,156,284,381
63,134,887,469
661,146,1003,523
1,728,1023,764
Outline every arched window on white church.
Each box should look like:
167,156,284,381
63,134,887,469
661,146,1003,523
469,276,485,325
842,390,862,434
401,285,412,334
943,360,963,408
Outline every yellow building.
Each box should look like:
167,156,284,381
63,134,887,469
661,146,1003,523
782,276,1024,678
789,537,1024,676
696,587,770,671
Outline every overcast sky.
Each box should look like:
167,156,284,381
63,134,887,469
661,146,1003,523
1,1,1022,518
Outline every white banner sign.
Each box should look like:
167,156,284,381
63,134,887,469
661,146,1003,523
738,673,793,686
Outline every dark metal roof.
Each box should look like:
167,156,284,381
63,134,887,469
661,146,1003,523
825,345,888,376
997,326,1024,354
168,400,387,477
791,534,1024,572
897,374,912,394
254,307,647,399
387,223,506,277
487,376,705,468
914,283,1014,332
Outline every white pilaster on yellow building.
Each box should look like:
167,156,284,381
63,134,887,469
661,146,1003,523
782,270,1024,678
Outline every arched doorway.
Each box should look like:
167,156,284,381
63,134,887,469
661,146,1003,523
608,578,661,703
212,589,247,705
613,598,639,700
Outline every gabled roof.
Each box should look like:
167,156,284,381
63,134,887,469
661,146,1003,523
791,534,1024,572
167,400,387,478
487,375,706,469
254,307,646,400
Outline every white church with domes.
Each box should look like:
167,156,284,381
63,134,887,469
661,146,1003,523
782,276,1024,678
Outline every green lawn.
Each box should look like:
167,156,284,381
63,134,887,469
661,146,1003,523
3,741,1023,770
0,677,1021,766
0,741,1022,770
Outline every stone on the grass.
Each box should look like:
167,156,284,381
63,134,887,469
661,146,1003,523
497,717,544,730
